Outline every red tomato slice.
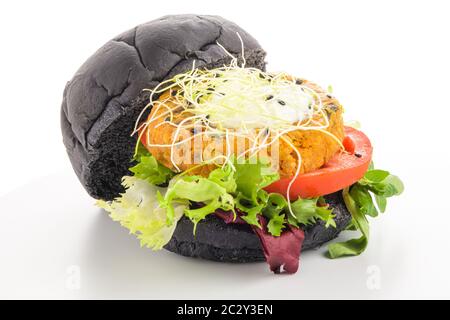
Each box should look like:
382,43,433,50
264,127,373,199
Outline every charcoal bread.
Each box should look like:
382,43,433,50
164,192,352,262
61,14,266,200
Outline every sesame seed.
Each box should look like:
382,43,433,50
278,100,286,106
355,153,362,158
328,104,338,111
265,95,274,101
296,79,303,85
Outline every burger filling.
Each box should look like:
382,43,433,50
98,61,403,274
144,75,345,178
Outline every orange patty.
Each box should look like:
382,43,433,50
142,78,345,178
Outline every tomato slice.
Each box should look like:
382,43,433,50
264,127,373,199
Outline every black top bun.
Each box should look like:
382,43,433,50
61,14,266,200
61,14,350,263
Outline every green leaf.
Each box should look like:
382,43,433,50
165,178,227,202
129,154,174,186
267,213,286,236
328,235,368,258
328,187,369,258
234,158,280,203
184,195,234,233
290,197,336,228
133,142,151,161
382,175,404,196
262,193,287,218
160,174,234,226
364,175,404,197
327,164,404,258
345,219,357,231
232,158,280,228
235,193,264,228
96,176,187,250
260,193,289,236
364,169,390,183
208,165,237,193
350,184,378,217
375,195,387,213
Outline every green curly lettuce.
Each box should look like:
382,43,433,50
157,171,235,231
129,145,174,185
97,176,187,250
233,159,280,228
101,146,340,248
156,158,281,233
288,197,336,229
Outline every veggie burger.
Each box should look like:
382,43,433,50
61,15,403,274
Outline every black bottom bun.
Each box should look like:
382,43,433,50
164,191,351,262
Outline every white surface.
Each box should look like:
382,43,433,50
1,0,449,299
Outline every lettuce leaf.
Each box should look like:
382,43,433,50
289,197,336,228
233,159,280,228
234,159,280,203
327,187,369,258
233,160,336,235
129,154,174,186
207,164,237,193
157,159,285,233
267,212,286,236
236,193,266,227
97,176,187,250
327,167,404,258
158,167,236,231
123,150,340,239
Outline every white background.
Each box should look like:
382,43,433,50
1,0,449,299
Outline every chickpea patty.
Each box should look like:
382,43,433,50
142,77,345,178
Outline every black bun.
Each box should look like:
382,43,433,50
61,15,351,262
61,14,266,200
165,192,351,262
